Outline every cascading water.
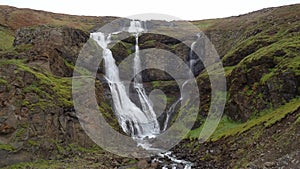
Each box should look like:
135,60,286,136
188,33,201,77
162,98,182,131
91,31,159,138
91,20,193,169
163,33,202,133
129,21,159,132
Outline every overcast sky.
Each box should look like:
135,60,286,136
0,0,299,20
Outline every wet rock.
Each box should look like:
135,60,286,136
264,161,276,168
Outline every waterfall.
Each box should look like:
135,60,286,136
188,33,201,76
91,20,193,168
163,33,202,132
91,31,159,138
162,98,182,131
129,21,160,133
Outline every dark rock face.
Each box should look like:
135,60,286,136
0,26,107,166
110,33,205,82
226,56,299,121
0,64,95,162
13,26,89,77
172,108,300,169
223,39,275,66
0,4,299,168
0,64,35,136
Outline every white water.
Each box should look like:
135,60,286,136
91,31,159,138
163,98,182,131
130,21,160,134
188,33,201,77
91,20,194,168
159,151,193,169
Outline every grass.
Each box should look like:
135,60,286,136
0,77,7,84
242,36,299,65
279,53,300,76
150,80,178,88
296,115,300,124
141,40,156,46
0,59,73,108
0,144,15,151
260,71,274,84
211,98,300,141
192,19,219,31
0,29,14,51
3,160,62,169
224,66,235,76
187,98,300,141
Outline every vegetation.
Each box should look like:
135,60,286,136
0,3,299,168
0,59,73,109
0,144,15,151
187,98,300,141
0,29,14,51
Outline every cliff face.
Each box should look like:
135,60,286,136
0,4,299,168
0,26,91,167
189,4,300,122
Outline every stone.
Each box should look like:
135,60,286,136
264,161,276,168
13,25,89,77
136,159,149,169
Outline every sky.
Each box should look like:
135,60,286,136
0,0,299,20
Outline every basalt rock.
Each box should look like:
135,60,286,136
13,25,89,77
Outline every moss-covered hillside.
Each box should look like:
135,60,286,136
0,3,299,169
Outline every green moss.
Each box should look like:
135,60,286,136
142,40,156,46
245,86,253,96
68,144,102,153
279,54,300,76
240,35,299,66
0,29,14,51
0,59,73,108
213,98,299,141
64,59,75,70
119,41,133,55
222,35,276,64
0,144,15,151
54,142,65,154
3,159,60,169
127,159,138,165
188,98,300,141
98,102,119,129
150,80,177,88
15,127,26,140
170,43,178,50
295,115,300,124
186,123,204,139
0,77,7,84
15,44,33,53
260,71,274,84
28,140,39,146
224,66,235,76
192,19,218,31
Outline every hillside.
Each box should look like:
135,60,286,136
0,4,299,169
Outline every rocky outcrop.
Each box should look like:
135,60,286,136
0,63,96,167
110,33,203,82
225,43,299,121
171,107,300,168
0,26,115,167
13,25,89,77
0,3,299,168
